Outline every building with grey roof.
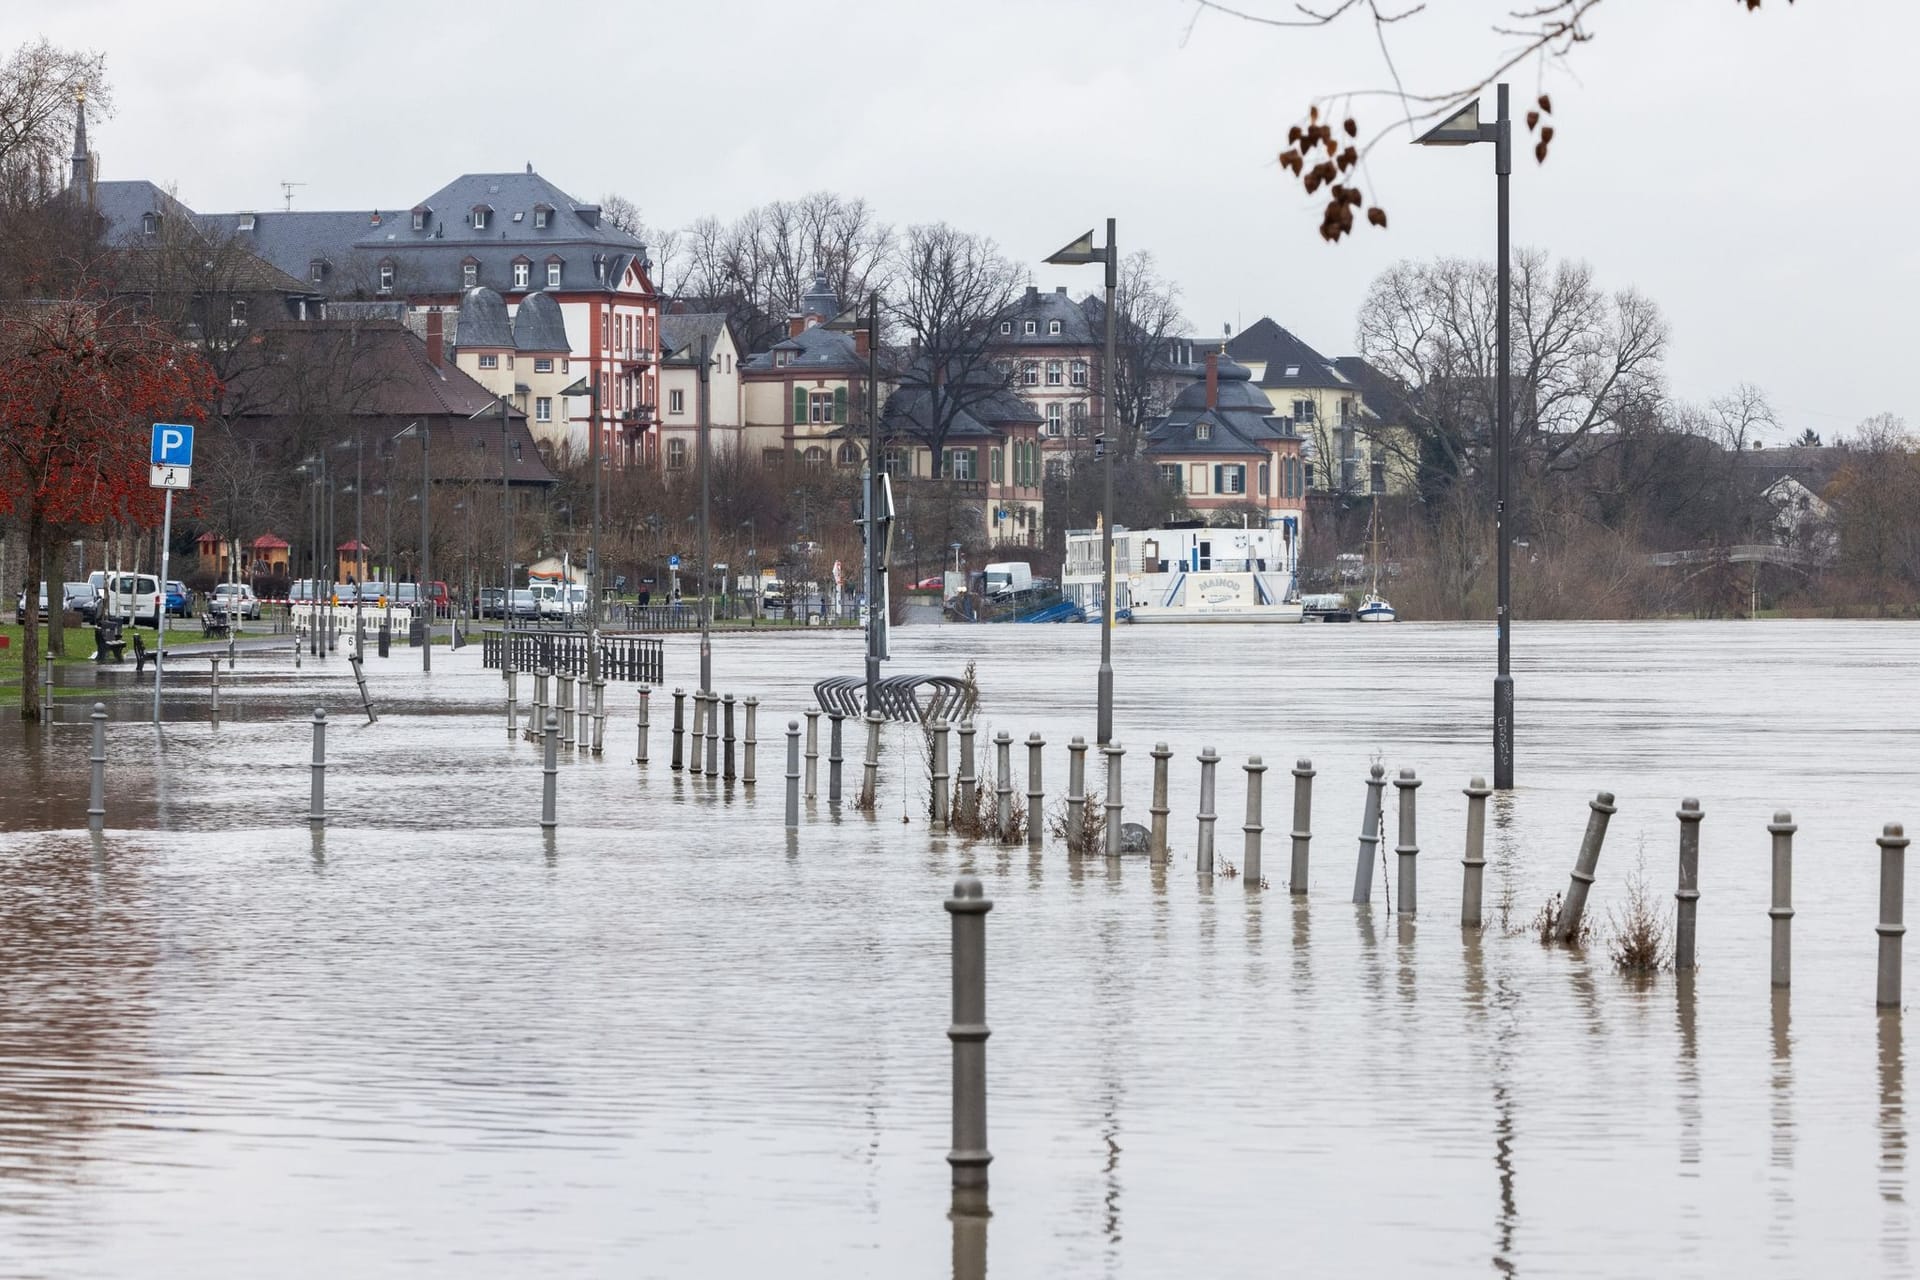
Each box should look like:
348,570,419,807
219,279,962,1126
1144,353,1309,535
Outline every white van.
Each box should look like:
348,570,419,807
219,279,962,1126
104,573,163,626
530,582,588,621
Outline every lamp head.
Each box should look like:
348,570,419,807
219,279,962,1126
1044,229,1103,266
1413,99,1489,146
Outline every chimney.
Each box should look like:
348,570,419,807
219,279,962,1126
854,323,869,358
788,313,806,339
1205,352,1219,409
1055,285,1067,295
1024,285,1039,302
425,310,444,367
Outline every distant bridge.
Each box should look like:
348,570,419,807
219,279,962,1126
1646,545,1812,569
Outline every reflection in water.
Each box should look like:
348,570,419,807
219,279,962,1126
951,1201,989,1280
1676,974,1700,1173
1291,898,1311,987
1880,1011,1907,1274
1768,990,1793,1261
1488,971,1522,1278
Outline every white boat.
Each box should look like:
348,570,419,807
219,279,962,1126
1355,593,1396,622
1063,523,1305,624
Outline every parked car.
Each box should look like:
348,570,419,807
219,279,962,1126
507,588,541,621
209,583,261,620
477,587,506,619
288,579,335,604
103,573,164,627
165,580,192,618
423,580,451,617
14,583,47,625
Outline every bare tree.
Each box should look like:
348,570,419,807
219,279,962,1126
0,39,111,199
1104,250,1188,455
886,224,1027,476
1827,414,1920,604
601,190,682,296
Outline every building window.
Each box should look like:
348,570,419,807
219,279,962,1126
883,446,907,476
1021,361,1038,386
1071,360,1087,387
810,391,835,423
774,350,792,368
1340,398,1352,423
1258,462,1270,495
547,261,561,288
668,438,688,470
473,207,490,230
804,446,826,468
309,259,325,284
1159,463,1180,487
1293,398,1316,421
535,397,552,423
378,263,395,293
1046,404,1062,437
1214,464,1246,494
944,448,977,480
1048,320,1062,335
229,299,247,329
478,354,498,369
669,389,685,414
463,263,478,289
1046,360,1063,387
762,448,784,469
998,321,1011,335
141,212,156,235
837,442,861,466
513,261,530,289
1070,402,1088,436
792,386,808,423
412,209,427,231
534,357,553,373
990,447,1004,484
1195,421,1211,441
1022,320,1036,336
534,206,550,229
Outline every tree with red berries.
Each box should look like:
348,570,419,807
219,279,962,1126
0,292,220,718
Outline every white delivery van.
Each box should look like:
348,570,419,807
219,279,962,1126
104,573,163,626
982,562,1033,598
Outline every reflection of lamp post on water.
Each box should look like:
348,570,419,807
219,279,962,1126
393,419,430,673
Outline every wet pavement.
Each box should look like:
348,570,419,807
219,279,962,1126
0,619,1912,1277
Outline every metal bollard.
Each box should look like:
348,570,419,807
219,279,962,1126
688,690,705,776
1675,798,1704,971
348,654,377,724
506,667,519,740
1026,733,1045,852
561,676,576,750
1394,768,1420,915
1196,745,1219,875
1243,755,1267,885
87,703,107,830
804,707,820,799
209,656,221,719
1461,776,1492,928
705,695,722,780
1149,743,1171,865
540,710,559,829
957,719,976,826
828,710,845,804
1769,810,1796,988
723,694,738,782
994,731,1013,839
637,686,651,765
1877,823,1908,1009
860,710,882,809
671,688,686,770
785,720,801,830
1103,741,1125,857
945,875,993,1202
1289,758,1315,894
293,635,301,668
534,668,551,739
591,677,606,756
743,697,758,786
309,708,327,825
1352,764,1387,904
931,718,951,833
1066,736,1087,848
227,629,237,672
43,655,53,723
1553,791,1617,944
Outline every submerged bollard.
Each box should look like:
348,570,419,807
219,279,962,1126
1394,768,1421,915
1243,755,1268,885
309,708,327,825
957,720,977,827
688,690,705,776
1461,776,1492,928
1289,758,1315,894
1066,736,1088,848
828,710,846,804
1103,741,1125,857
42,655,53,723
671,687,686,771
1675,798,1704,971
993,731,1013,839
860,710,883,809
1026,733,1045,852
931,718,951,833
1769,810,1796,988
637,686,651,765
1196,745,1219,875
506,667,519,741
348,653,377,724
534,668,551,740
540,710,559,829
1149,743,1171,865
723,694,738,782
705,691,721,778
87,702,107,830
945,875,993,1203
1352,764,1387,904
560,676,577,750
208,656,221,720
785,720,801,830
1553,791,1617,944
743,697,758,786
591,677,606,756
227,629,237,672
804,707,820,799
1877,823,1908,1009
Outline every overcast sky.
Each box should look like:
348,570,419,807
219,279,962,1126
14,0,1914,440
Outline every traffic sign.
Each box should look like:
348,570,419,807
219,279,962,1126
151,422,195,467
668,554,681,569
149,464,191,490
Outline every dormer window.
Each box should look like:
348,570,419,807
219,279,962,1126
462,257,479,289
546,259,561,288
1195,422,1212,441
998,321,1011,335
141,212,156,235
229,299,248,329
774,350,792,368
377,260,395,293
238,213,256,232
512,258,530,290
1023,320,1036,336
472,205,492,230
533,204,552,229
412,207,430,231
1048,319,1062,335
309,259,326,285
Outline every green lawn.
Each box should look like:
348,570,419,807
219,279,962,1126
0,620,166,706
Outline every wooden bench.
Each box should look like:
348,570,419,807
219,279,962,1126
202,614,231,639
132,633,152,674
93,624,126,664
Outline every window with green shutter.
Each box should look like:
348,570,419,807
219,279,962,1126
833,386,848,423
990,447,1004,483
792,386,807,424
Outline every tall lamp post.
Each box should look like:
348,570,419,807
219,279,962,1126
394,419,430,672
1415,84,1514,790
1045,219,1119,744
560,376,604,679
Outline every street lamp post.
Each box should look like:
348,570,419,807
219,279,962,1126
696,334,712,696
395,420,431,672
1415,84,1515,790
1045,221,1120,743
559,376,603,679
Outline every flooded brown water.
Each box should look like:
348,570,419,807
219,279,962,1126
0,620,1912,1277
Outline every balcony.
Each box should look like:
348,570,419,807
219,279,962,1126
620,405,656,426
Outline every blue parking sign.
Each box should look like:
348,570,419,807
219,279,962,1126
151,422,195,467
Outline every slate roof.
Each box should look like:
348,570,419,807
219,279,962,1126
1227,317,1351,390
995,286,1100,346
1145,357,1298,458
659,313,731,365
456,287,513,349
511,290,569,353
197,210,379,289
740,323,863,373
1332,356,1411,423
882,384,1041,441
1168,357,1272,412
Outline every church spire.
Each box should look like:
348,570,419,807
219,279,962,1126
70,86,92,197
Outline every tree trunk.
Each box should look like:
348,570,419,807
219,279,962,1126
20,512,45,721
42,539,65,659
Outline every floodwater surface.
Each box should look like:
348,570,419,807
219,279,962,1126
0,620,1913,1277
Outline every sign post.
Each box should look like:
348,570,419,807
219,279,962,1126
150,423,195,722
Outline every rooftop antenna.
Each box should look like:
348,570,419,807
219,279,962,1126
280,181,305,211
